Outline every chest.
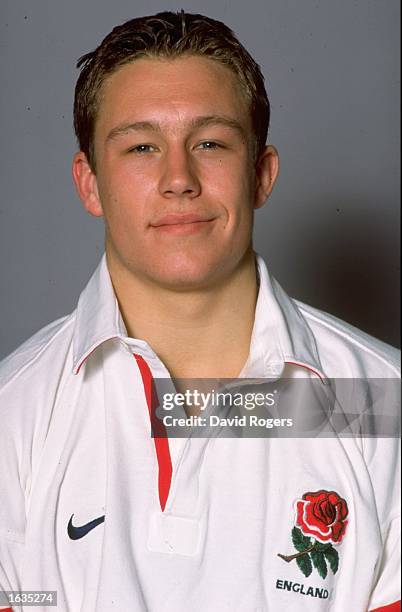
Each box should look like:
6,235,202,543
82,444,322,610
22,352,381,611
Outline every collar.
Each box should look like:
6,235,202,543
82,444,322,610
73,253,326,381
240,255,326,381
73,255,127,374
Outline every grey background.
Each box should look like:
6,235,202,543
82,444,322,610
0,0,400,361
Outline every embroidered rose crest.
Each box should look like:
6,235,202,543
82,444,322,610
278,490,349,579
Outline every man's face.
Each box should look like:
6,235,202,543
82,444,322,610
76,55,276,289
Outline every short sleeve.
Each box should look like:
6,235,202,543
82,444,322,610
364,437,401,611
0,407,26,607
367,516,401,611
1,537,24,610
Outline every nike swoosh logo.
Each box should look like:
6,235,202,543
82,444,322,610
67,513,105,540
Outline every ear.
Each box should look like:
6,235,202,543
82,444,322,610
72,151,104,217
254,145,280,210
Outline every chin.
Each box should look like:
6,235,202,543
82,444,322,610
146,254,224,290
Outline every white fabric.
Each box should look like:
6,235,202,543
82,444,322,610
0,254,400,611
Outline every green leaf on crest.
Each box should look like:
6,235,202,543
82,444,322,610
314,542,332,553
311,551,328,579
296,554,313,577
324,547,339,574
292,527,311,552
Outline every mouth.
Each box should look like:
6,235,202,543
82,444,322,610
150,214,216,234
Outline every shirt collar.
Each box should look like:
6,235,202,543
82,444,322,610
240,255,326,381
73,255,126,374
73,253,326,380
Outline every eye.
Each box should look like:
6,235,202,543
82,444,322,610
128,144,157,154
198,141,222,151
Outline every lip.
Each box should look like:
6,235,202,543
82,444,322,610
150,214,217,235
151,214,214,227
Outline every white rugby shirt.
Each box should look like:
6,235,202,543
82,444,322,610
0,255,400,612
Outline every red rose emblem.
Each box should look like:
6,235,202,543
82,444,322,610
295,490,349,544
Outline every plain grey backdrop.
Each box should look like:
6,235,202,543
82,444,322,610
0,0,400,360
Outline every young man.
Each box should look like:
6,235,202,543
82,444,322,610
0,11,400,612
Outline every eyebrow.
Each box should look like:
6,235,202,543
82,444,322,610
106,115,246,142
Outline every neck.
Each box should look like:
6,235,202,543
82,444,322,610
107,249,258,379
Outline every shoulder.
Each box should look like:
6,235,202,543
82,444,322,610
295,300,400,378
0,313,76,398
0,313,77,505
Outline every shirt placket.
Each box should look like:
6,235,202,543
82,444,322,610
130,347,207,557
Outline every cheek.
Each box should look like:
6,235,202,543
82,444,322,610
205,154,252,190
98,171,151,230
212,169,255,228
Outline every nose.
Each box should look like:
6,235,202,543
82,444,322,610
158,146,201,199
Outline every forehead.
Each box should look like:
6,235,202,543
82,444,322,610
95,55,251,136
